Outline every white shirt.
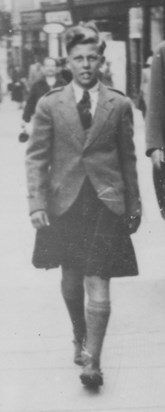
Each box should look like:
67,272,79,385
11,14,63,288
72,81,100,117
46,76,56,88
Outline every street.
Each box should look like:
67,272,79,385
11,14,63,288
0,96,165,412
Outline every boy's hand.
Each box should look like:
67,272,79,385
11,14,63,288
30,211,50,229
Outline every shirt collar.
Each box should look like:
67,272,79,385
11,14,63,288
72,80,100,103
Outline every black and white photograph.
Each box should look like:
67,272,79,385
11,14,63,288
1,1,165,411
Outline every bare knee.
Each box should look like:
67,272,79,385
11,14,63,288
85,275,110,303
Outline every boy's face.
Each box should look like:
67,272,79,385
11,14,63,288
68,43,103,88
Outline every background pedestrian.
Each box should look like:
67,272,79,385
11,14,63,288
146,42,165,217
137,53,153,118
11,65,25,109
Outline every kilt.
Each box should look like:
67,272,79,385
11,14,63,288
32,179,138,279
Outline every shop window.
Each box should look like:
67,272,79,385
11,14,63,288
151,7,164,51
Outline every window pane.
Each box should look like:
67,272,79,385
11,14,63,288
151,6,164,51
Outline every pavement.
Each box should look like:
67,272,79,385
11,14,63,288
0,96,165,412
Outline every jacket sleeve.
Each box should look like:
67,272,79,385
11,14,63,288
118,98,141,217
146,42,165,156
25,96,53,214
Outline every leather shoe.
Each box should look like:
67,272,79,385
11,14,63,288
80,353,103,388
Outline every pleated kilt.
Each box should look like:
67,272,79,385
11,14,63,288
32,178,138,279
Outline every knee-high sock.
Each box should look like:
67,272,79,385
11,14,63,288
61,269,86,343
85,300,110,366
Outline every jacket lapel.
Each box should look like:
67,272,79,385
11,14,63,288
57,84,85,148
84,83,115,149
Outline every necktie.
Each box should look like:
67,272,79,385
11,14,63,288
77,90,92,130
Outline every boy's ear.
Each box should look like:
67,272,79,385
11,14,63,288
100,56,105,66
66,59,71,70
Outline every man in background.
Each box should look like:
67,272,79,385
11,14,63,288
146,42,165,164
146,42,165,217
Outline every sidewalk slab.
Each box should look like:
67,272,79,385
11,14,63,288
1,274,165,412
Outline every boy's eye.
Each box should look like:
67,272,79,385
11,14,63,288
74,57,82,61
89,57,96,61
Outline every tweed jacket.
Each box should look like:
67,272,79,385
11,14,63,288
146,41,165,156
26,82,141,218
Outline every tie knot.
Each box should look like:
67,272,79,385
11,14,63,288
77,89,92,130
81,90,91,108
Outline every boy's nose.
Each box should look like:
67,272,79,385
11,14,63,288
83,58,89,67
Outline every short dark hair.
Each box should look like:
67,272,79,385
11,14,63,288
65,21,106,55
